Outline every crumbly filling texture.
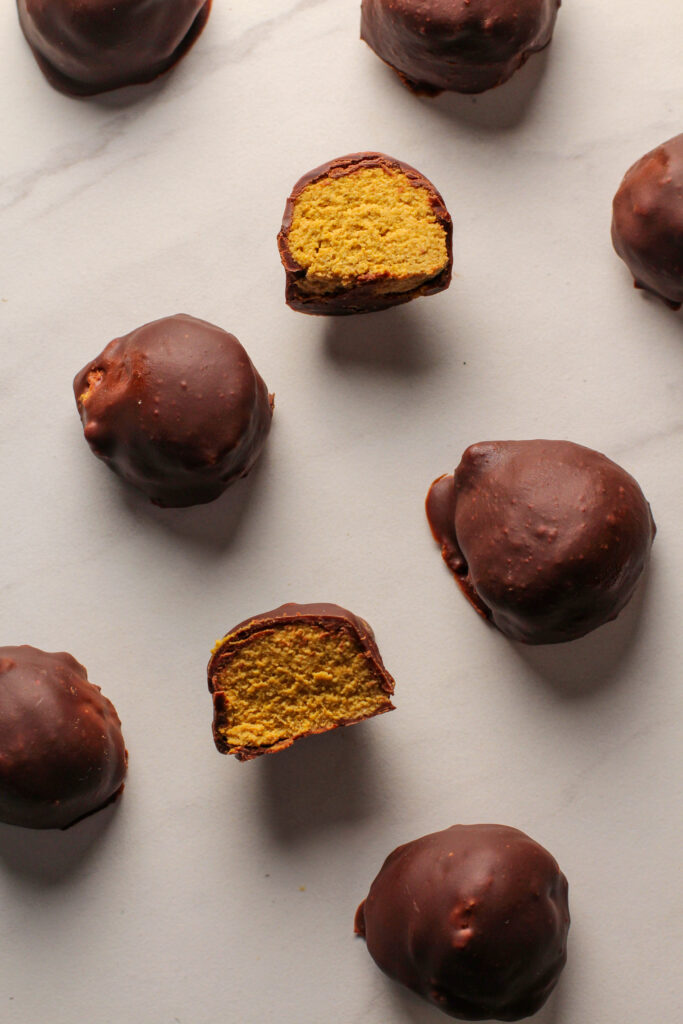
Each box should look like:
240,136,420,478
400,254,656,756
213,623,391,750
287,167,449,295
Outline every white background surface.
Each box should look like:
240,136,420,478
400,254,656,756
1,2,682,1022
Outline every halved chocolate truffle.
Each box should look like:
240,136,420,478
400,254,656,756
74,314,273,508
0,647,127,830
361,0,561,96
17,0,211,96
208,603,396,760
278,153,452,315
355,824,569,1021
612,134,683,310
426,440,655,644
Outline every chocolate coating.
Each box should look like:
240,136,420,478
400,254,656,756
17,0,211,96
278,152,453,315
426,440,655,644
361,0,560,96
612,134,683,310
355,824,569,1021
0,647,127,830
74,314,273,508
208,603,396,760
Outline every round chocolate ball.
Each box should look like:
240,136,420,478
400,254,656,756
426,440,655,644
361,0,561,95
0,647,127,830
17,0,211,96
355,824,569,1021
612,134,683,310
73,314,274,508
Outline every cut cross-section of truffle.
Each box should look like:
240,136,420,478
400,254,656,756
17,0,212,96
426,440,655,644
0,646,127,830
361,0,561,96
73,314,273,508
355,824,570,1021
611,134,683,310
278,153,452,315
208,604,396,760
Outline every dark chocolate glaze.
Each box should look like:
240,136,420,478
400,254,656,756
426,440,655,644
278,152,453,315
0,647,127,830
208,603,396,761
355,823,569,1021
74,314,273,508
361,0,560,96
17,0,211,97
612,134,683,310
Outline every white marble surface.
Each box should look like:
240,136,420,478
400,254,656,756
0,2,682,1022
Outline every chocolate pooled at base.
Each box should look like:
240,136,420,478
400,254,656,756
0,647,127,830
17,0,211,97
74,314,274,509
611,133,683,310
355,823,569,1021
426,440,655,644
360,0,561,96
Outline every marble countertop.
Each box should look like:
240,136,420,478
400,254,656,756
0,2,681,1022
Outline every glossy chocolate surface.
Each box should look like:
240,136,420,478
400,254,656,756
0,646,127,830
278,152,453,315
74,314,273,508
355,823,569,1021
17,0,211,96
208,603,396,760
361,0,560,95
612,134,683,309
426,440,655,644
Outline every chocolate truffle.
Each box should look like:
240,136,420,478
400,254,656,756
17,0,211,96
278,153,452,315
361,0,561,96
426,441,655,644
0,647,127,830
611,134,683,310
208,603,396,760
74,314,273,508
355,824,569,1021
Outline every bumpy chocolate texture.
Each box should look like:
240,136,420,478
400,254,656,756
17,0,211,96
74,314,273,508
208,603,396,761
361,0,561,95
426,440,655,644
0,647,127,830
611,134,683,310
355,824,569,1021
278,152,453,315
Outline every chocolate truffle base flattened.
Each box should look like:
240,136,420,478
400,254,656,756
278,153,452,315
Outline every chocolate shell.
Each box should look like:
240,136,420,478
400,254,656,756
361,0,561,96
74,314,274,508
612,134,683,310
355,823,569,1021
278,152,453,315
426,440,655,644
0,647,127,830
17,0,211,96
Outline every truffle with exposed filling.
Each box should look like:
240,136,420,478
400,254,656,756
611,134,683,309
278,152,452,315
0,646,127,830
426,440,655,644
208,603,396,760
361,0,561,96
74,314,273,508
355,823,569,1021
17,0,211,96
